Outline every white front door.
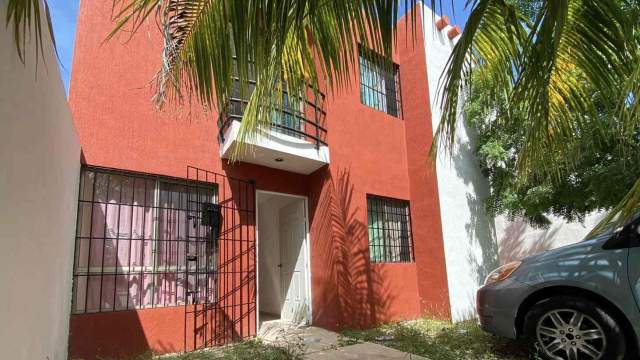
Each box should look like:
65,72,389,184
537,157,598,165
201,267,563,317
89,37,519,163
279,201,309,324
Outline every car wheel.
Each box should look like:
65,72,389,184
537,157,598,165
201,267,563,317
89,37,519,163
523,295,626,360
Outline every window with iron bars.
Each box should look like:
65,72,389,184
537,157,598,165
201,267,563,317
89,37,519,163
72,168,218,313
367,195,414,263
358,46,403,118
229,63,306,139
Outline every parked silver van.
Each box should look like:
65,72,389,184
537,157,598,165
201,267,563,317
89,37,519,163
477,216,640,360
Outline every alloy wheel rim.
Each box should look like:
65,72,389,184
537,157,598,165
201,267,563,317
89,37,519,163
536,309,606,360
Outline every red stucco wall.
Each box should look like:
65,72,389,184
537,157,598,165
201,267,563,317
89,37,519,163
306,10,450,330
68,2,449,358
397,11,451,318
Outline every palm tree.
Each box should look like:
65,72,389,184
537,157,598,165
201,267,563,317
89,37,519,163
6,0,639,225
433,0,639,227
6,0,418,151
107,0,418,150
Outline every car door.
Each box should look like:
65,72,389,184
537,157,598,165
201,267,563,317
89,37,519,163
627,222,640,312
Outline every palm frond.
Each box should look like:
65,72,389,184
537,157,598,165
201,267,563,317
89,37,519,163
618,43,640,147
434,0,640,224
110,0,432,159
435,0,636,179
433,0,526,155
5,0,55,64
512,0,632,179
590,174,640,235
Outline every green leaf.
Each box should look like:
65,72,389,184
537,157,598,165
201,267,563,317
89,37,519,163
5,0,56,65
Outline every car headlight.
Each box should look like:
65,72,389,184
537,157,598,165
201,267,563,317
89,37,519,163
484,261,522,286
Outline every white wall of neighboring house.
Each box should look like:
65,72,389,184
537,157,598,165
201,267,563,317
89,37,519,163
0,5,81,359
421,5,500,322
495,213,605,264
420,4,608,321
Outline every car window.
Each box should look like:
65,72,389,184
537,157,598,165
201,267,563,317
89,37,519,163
598,215,640,249
587,209,640,240
629,222,640,248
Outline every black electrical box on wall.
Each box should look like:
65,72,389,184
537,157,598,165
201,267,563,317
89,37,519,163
201,202,222,248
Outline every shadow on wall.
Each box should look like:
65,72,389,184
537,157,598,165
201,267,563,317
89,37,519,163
450,120,500,320
311,167,396,330
498,218,562,264
69,171,150,360
497,211,608,265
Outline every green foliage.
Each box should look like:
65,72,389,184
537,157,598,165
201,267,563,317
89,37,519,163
452,0,640,227
341,318,529,360
433,0,640,231
466,68,640,227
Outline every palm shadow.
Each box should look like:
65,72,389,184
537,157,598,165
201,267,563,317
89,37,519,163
310,167,396,330
498,218,560,264
446,120,500,319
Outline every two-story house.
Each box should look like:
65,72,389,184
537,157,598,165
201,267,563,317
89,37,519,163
66,2,497,359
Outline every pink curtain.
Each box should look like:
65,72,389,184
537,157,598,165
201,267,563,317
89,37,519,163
74,171,216,313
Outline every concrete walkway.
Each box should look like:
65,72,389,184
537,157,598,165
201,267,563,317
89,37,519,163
258,321,427,360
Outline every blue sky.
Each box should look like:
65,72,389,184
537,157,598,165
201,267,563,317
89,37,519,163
49,0,469,95
49,0,79,94
399,0,471,27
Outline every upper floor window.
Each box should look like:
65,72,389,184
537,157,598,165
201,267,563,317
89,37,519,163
358,47,402,118
367,195,414,263
223,60,327,147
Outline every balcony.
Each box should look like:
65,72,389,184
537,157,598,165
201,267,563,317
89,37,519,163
218,82,329,175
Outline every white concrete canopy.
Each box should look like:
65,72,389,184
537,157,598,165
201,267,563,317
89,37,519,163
220,120,330,174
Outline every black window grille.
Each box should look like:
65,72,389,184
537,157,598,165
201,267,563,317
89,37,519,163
220,60,327,147
229,78,306,139
358,47,403,118
366,195,414,263
72,168,218,313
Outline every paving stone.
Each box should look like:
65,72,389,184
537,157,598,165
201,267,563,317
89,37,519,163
258,324,427,360
305,342,428,360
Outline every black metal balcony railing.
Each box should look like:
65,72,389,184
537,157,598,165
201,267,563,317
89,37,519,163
218,79,327,149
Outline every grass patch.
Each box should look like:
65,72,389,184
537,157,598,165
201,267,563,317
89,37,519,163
340,318,529,360
160,340,304,360
94,339,304,360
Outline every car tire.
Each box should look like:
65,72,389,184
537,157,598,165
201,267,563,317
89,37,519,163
523,295,626,360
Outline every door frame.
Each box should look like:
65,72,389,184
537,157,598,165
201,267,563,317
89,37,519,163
255,190,313,329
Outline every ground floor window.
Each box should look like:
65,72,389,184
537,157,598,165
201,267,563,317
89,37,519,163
367,195,414,263
72,167,218,313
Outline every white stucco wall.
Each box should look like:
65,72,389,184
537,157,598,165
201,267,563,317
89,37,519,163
421,5,500,322
420,4,607,322
0,5,81,359
495,213,605,264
